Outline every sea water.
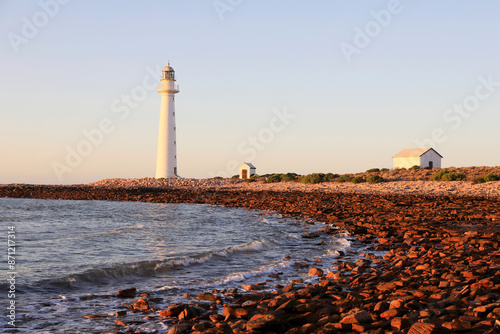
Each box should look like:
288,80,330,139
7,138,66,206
0,198,353,333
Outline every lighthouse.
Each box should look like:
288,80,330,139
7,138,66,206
155,62,180,178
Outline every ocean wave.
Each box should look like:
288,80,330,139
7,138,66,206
40,239,271,287
212,259,293,285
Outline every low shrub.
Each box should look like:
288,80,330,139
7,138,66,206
367,175,385,184
431,170,466,181
472,173,500,183
366,168,380,173
380,168,390,172
410,165,420,170
324,173,339,181
266,174,283,183
338,174,352,183
300,173,324,184
281,173,299,182
430,170,448,181
351,176,365,184
442,173,466,181
212,176,224,180
266,173,299,183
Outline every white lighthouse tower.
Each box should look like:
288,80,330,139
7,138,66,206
155,62,180,178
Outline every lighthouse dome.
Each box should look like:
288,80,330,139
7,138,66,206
163,63,174,72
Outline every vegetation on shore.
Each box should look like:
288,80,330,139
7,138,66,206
233,166,500,185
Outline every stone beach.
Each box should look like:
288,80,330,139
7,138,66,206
1,177,499,333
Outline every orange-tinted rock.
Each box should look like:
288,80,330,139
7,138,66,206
340,310,373,324
391,317,410,331
380,308,400,319
408,322,453,334
159,303,186,317
117,288,136,297
377,282,397,292
442,319,472,331
133,298,149,310
245,313,286,331
308,267,324,277
197,293,218,302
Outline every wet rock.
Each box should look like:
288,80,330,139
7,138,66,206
178,306,198,320
197,293,219,302
308,267,324,277
84,314,108,319
117,288,136,297
223,304,249,320
302,232,320,238
133,298,149,310
159,303,186,317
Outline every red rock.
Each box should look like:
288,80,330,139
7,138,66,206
442,319,472,331
245,313,286,331
380,308,400,319
377,282,397,292
242,284,265,291
389,299,403,309
223,305,249,319
374,301,388,312
302,232,320,238
159,303,186,317
117,288,136,297
391,317,410,331
378,238,390,245
115,319,126,326
354,323,375,332
408,322,453,334
301,323,316,334
133,298,149,310
308,267,324,276
178,306,198,320
197,293,218,301
415,263,430,271
473,302,500,313
84,314,108,319
340,310,373,324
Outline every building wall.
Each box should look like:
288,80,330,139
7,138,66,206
393,156,420,169
239,166,256,179
420,151,442,168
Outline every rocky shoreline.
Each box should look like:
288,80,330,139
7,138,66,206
1,182,500,333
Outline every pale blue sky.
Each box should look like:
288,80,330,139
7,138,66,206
1,1,499,184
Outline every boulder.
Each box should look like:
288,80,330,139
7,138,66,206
340,310,373,324
308,267,324,276
245,313,287,331
133,298,149,310
117,288,136,297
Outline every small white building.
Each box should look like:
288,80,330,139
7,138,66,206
392,147,443,169
239,163,256,180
